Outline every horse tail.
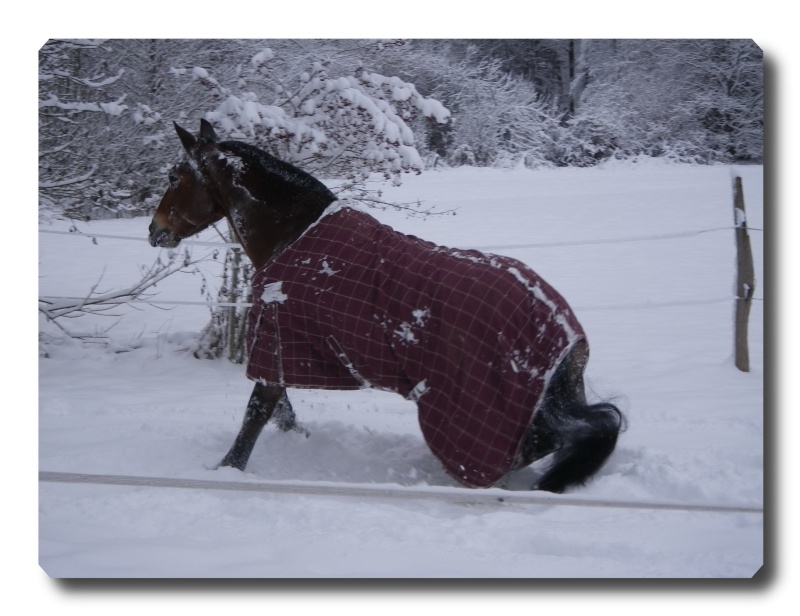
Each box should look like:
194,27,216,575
533,401,623,493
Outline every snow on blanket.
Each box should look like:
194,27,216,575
246,205,585,488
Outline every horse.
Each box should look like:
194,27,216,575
149,119,623,493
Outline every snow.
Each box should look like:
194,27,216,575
38,162,763,578
394,321,418,344
261,281,287,304
251,48,274,68
39,93,129,116
412,308,430,326
98,95,129,116
319,259,338,275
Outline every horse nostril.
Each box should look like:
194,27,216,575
148,227,179,248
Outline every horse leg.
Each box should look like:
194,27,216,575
523,344,623,493
218,383,301,471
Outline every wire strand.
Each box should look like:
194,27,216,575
39,224,759,253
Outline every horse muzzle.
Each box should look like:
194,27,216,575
148,222,181,248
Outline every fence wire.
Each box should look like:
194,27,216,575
38,225,763,311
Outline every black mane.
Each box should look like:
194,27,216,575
218,140,337,209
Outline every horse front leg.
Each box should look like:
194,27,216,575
218,383,292,471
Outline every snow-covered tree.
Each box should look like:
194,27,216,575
397,43,560,169
98,39,228,215
678,39,763,162
559,40,763,165
38,39,128,219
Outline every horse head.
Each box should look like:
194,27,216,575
148,120,226,248
149,119,337,268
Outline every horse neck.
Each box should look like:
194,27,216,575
223,190,331,270
204,143,335,269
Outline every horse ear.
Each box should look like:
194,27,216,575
174,122,197,155
199,119,218,144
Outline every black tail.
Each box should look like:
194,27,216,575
533,401,622,493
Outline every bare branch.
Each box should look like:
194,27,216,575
39,250,211,339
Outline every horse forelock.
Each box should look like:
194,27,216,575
178,153,206,184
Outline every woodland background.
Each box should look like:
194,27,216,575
39,39,763,221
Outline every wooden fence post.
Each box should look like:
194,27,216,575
733,175,755,372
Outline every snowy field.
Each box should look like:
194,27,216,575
38,162,764,578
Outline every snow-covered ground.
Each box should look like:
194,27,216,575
38,162,763,578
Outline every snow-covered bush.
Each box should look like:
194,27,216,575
428,52,561,169
553,116,622,167
193,48,449,198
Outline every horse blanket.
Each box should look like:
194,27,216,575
246,204,586,488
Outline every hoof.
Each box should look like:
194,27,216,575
293,424,311,438
216,456,246,471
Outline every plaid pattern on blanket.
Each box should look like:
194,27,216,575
247,205,586,487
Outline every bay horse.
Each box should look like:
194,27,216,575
149,119,623,493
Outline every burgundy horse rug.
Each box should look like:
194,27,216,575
246,204,586,488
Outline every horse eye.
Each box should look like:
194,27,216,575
168,172,179,186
